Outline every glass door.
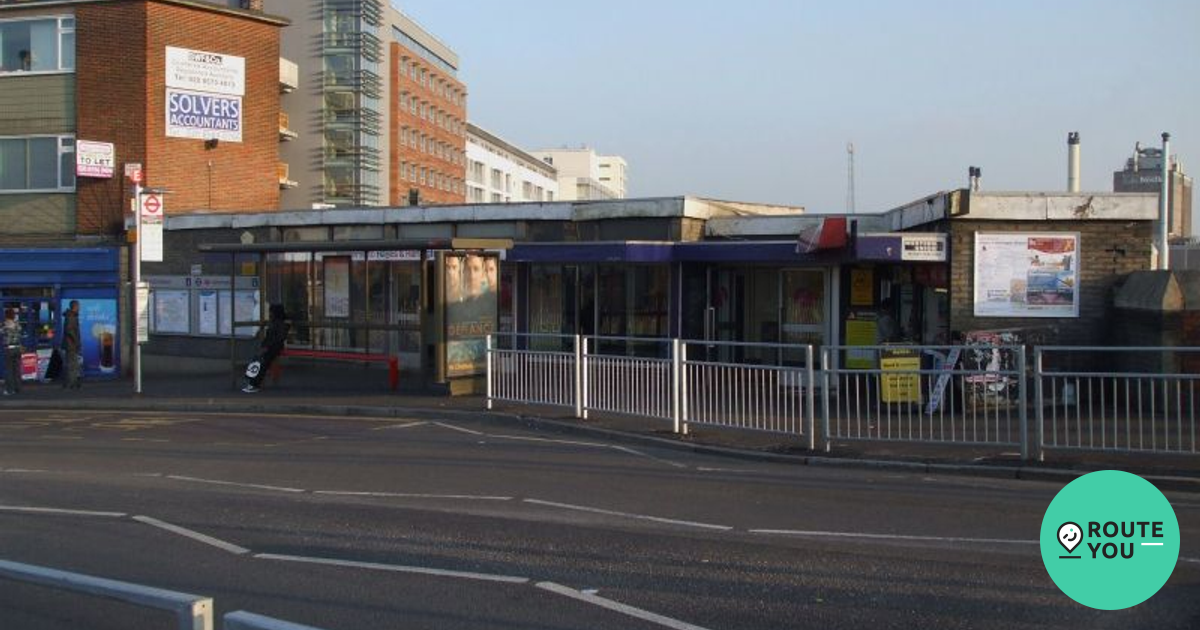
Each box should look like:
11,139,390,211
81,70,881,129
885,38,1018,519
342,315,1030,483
781,269,828,366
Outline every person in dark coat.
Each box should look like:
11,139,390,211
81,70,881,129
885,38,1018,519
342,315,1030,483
3,308,22,396
244,304,289,393
62,300,82,389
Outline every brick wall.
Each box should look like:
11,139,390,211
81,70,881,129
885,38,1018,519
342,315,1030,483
390,41,467,206
949,220,1155,345
75,0,281,237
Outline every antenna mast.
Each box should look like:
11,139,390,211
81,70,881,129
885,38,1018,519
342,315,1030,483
846,142,856,214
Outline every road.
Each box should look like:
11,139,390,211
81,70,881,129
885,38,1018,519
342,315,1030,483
0,408,1196,629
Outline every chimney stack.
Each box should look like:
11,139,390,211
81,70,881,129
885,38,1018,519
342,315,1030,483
968,166,982,192
1067,132,1081,193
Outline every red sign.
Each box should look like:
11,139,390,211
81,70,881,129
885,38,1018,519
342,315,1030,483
20,353,38,380
142,194,163,218
125,163,143,184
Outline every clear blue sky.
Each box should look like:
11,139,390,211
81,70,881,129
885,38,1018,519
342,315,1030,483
394,0,1198,213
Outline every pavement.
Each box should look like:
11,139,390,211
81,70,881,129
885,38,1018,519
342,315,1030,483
1,357,1198,491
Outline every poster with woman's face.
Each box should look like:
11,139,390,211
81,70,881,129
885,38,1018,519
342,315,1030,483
444,253,498,377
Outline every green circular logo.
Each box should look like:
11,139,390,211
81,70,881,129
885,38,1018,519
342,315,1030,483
1040,470,1180,610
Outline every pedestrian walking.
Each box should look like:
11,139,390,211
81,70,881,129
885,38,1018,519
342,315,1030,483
243,304,289,393
62,300,82,390
3,308,23,396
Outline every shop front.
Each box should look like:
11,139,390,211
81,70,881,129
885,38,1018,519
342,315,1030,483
0,248,122,381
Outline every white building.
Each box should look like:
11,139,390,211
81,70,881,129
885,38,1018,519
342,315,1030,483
466,123,558,203
531,148,628,201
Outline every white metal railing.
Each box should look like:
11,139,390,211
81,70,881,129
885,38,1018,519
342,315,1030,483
582,336,674,424
487,336,1200,462
0,558,330,630
487,334,580,413
682,341,815,447
821,345,1027,455
1036,347,1200,458
487,334,817,440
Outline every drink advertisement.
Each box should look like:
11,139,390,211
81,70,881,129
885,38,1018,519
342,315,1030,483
77,299,118,376
444,253,498,378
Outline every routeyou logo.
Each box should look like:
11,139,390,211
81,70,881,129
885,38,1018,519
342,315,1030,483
1040,470,1180,609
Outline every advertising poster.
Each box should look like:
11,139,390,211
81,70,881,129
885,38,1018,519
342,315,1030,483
324,257,351,318
154,290,190,334
165,46,245,143
199,291,218,335
974,233,1079,318
850,268,874,306
880,348,921,404
445,253,497,378
218,290,261,337
843,314,878,370
76,299,118,377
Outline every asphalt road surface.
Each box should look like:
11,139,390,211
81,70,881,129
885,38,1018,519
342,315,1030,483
0,409,1197,630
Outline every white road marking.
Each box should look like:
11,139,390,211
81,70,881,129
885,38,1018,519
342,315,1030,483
536,581,712,630
314,490,512,501
132,515,250,555
256,553,529,584
750,529,1036,545
122,438,170,443
490,434,606,448
524,499,732,531
39,436,82,440
165,475,306,494
432,422,484,436
611,445,688,469
1182,557,1200,565
0,468,49,474
696,467,753,474
1141,543,1164,546
0,505,125,518
372,421,428,431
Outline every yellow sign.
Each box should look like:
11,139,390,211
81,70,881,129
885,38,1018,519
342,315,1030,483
850,268,874,306
844,318,877,369
240,262,257,276
880,348,921,403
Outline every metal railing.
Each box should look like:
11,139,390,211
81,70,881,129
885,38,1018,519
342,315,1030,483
582,336,675,425
682,341,815,447
487,333,580,413
487,334,818,442
1036,347,1200,457
821,345,1028,457
0,558,329,630
486,336,1199,462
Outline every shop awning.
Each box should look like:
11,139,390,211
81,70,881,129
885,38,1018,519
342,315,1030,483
197,238,514,254
506,241,843,264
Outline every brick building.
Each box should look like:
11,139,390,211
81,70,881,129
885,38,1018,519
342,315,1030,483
0,0,287,381
264,0,467,209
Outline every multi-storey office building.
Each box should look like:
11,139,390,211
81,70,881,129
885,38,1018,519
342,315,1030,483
263,0,466,209
0,0,287,382
1113,142,1194,239
531,147,627,201
466,123,557,204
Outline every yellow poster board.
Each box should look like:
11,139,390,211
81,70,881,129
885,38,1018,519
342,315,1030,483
844,318,877,369
880,348,921,403
850,268,874,306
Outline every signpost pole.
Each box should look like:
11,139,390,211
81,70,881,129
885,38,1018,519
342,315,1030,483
134,181,143,395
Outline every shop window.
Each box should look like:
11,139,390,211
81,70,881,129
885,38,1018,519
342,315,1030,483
0,135,74,192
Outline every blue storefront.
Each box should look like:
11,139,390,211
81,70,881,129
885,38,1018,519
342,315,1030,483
0,248,122,382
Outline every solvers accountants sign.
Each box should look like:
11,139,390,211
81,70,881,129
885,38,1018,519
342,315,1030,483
165,46,245,143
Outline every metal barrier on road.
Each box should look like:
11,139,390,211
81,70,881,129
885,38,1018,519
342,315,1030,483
0,558,331,630
1036,347,1200,458
487,335,1198,463
821,345,1027,457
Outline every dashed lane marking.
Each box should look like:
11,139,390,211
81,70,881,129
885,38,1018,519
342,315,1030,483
524,499,732,531
749,528,1037,545
0,505,126,518
256,553,530,584
314,490,513,501
133,515,250,555
371,421,429,431
432,422,484,436
165,475,306,494
536,581,713,630
611,445,688,469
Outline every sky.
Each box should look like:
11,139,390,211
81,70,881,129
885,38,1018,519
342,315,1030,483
393,0,1199,213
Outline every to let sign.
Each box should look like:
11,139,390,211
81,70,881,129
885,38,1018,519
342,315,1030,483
76,140,115,178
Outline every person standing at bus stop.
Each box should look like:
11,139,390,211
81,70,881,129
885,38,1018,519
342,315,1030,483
62,300,82,390
3,308,23,396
